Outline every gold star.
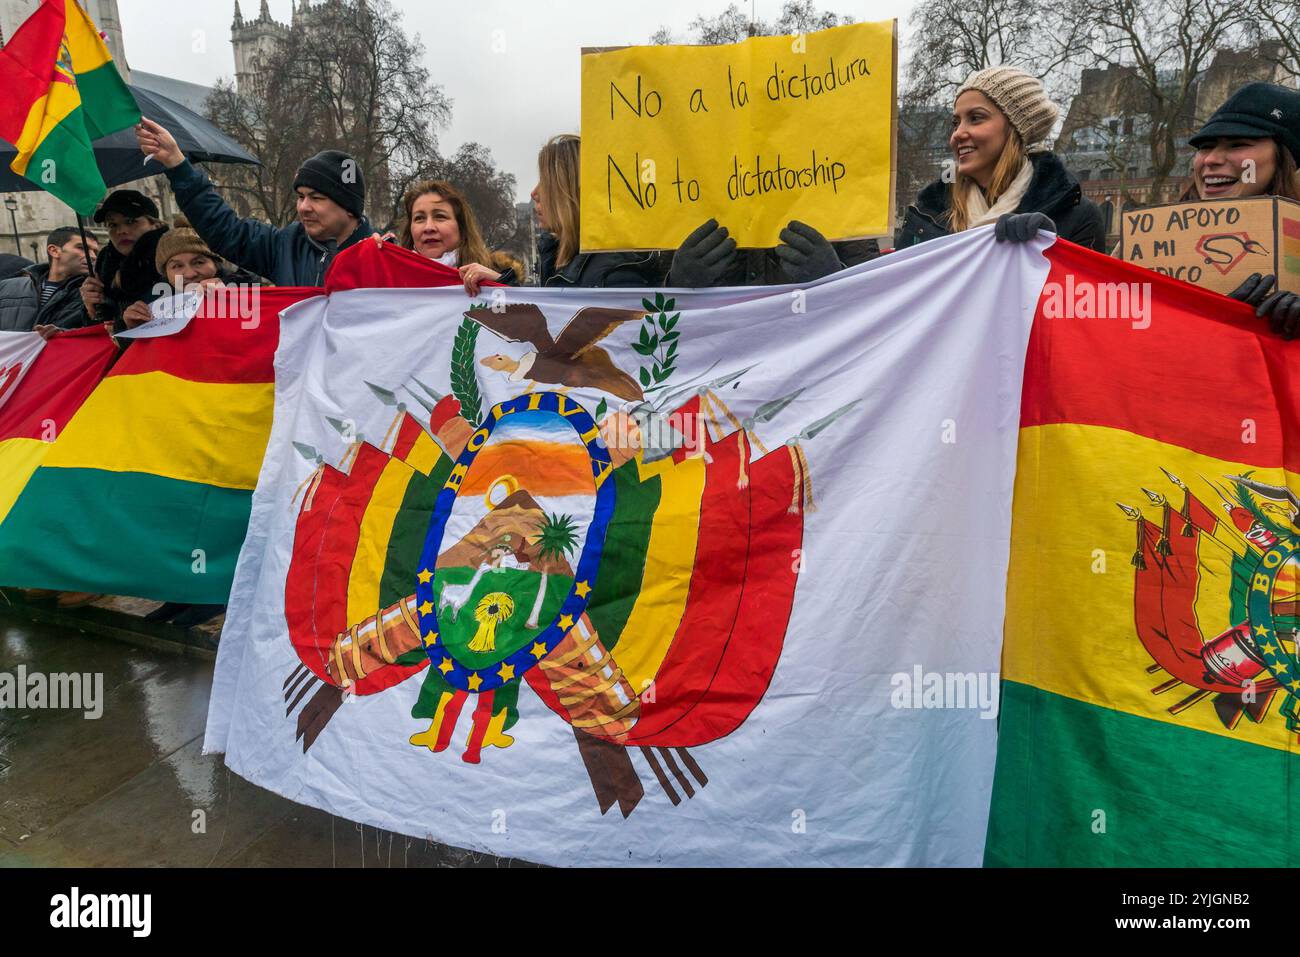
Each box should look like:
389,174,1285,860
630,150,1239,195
418,600,434,616
558,614,575,630
1262,642,1279,657
575,580,591,599
468,673,482,691
498,663,515,682
1275,661,1290,674
417,568,433,584
530,641,548,659
1254,624,1269,638
437,657,453,675
422,631,438,647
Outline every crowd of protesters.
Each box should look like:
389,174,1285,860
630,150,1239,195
9,68,1300,623
7,70,1300,339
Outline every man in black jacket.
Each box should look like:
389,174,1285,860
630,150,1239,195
0,227,100,332
136,118,375,287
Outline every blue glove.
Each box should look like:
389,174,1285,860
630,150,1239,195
995,212,1055,243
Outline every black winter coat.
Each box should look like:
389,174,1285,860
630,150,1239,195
537,231,667,288
0,264,93,332
163,159,376,287
95,225,169,333
895,153,1107,253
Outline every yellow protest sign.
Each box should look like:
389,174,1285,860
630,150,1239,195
579,20,896,252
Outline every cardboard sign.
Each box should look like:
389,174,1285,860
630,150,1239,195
1119,196,1300,295
579,21,897,252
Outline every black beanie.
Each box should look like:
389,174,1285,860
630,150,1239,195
293,150,365,218
1190,83,1300,168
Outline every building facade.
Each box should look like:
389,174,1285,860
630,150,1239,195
1056,44,1295,247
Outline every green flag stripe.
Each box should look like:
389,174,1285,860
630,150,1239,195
985,680,1300,867
0,467,250,604
584,460,661,653
75,59,142,140
25,108,106,215
378,456,453,611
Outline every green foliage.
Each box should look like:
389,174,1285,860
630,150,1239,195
451,315,484,425
534,513,580,562
632,292,680,388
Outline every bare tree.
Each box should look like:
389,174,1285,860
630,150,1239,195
651,1,852,44
206,0,450,225
204,77,316,225
903,0,1084,107
1065,0,1248,203
1245,0,1300,82
403,142,519,249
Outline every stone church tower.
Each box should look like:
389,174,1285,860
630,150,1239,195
231,0,290,94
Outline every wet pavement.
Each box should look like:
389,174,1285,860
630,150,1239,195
0,617,522,867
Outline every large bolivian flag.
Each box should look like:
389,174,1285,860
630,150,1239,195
0,0,141,213
986,239,1300,866
206,228,1054,867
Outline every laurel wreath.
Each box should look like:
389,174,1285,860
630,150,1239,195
634,292,680,389
451,312,484,425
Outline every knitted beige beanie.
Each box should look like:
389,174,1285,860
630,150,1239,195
155,222,223,275
956,67,1059,151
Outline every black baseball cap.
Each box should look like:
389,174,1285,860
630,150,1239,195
1189,82,1300,165
92,189,160,224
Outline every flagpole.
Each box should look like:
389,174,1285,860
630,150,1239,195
74,209,102,322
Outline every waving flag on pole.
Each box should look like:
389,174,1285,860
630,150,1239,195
0,0,141,213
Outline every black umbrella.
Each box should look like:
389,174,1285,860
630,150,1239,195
0,81,260,194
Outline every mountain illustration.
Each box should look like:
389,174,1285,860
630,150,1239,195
435,489,577,576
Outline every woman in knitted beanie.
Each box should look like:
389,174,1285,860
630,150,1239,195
119,219,262,329
896,66,1106,252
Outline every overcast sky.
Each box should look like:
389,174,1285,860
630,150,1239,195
117,0,918,201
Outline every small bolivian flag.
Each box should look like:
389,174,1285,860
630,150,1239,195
0,0,141,214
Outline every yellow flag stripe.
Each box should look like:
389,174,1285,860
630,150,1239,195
0,437,52,525
403,429,442,476
346,456,417,630
64,0,114,72
11,83,82,175
1006,421,1300,754
42,371,272,490
615,453,707,695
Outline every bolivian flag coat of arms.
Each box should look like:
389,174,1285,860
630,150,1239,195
208,233,1052,867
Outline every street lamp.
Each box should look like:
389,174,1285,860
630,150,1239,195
3,196,18,256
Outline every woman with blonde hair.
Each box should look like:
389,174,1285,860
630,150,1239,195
532,134,666,287
896,67,1105,251
390,179,520,295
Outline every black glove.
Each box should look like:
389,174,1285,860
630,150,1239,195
668,219,738,287
995,212,1055,243
776,220,842,282
1227,272,1276,308
1258,288,1300,340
